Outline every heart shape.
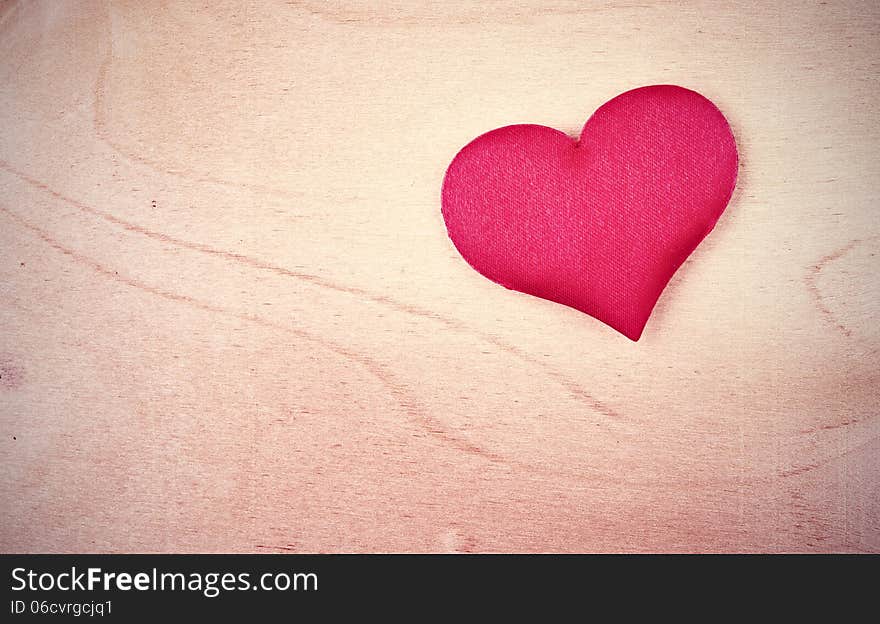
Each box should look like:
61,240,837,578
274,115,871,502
441,85,738,340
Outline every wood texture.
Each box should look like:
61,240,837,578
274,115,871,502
1,0,878,553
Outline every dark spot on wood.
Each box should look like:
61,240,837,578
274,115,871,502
0,357,24,390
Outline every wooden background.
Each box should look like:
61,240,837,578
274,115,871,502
1,0,878,553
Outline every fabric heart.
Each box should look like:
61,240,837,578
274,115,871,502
441,85,738,341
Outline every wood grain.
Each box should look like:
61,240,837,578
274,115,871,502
1,0,878,553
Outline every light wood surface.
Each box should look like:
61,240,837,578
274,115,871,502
1,0,878,553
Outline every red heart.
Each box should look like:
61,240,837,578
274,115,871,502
441,85,738,341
